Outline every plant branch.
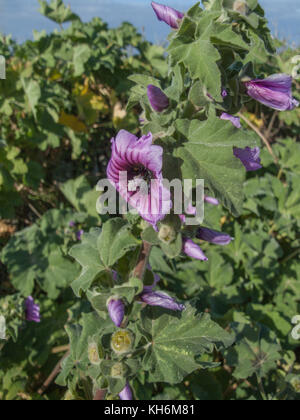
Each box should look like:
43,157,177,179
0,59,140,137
237,112,279,164
133,241,152,280
37,350,70,395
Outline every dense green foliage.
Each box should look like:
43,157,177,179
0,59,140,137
0,0,299,400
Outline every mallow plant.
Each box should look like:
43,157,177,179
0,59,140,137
60,1,298,400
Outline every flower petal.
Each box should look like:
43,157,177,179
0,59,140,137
197,227,233,246
233,146,262,172
151,1,184,29
220,113,242,129
107,299,125,327
182,238,208,261
140,291,185,311
119,383,133,401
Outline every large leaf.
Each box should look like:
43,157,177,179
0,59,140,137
169,39,222,101
225,323,282,379
69,219,139,296
175,114,258,215
141,305,234,384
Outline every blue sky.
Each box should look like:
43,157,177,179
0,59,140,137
0,0,299,44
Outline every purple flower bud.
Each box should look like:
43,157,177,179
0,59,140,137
220,113,242,129
233,146,262,172
222,89,228,98
76,230,84,241
147,85,169,112
140,290,185,311
182,238,208,261
245,74,299,111
69,221,76,228
204,196,219,206
196,227,233,246
25,296,41,323
119,382,133,400
151,1,184,29
107,298,125,327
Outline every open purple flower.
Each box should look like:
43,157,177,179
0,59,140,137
220,113,242,129
119,383,133,400
182,238,208,261
196,227,233,246
107,130,172,227
233,146,262,172
151,1,184,29
244,74,299,111
25,297,41,323
107,298,125,327
147,85,169,112
140,290,185,311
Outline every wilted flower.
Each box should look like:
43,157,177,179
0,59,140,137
140,290,185,311
107,130,172,227
233,147,262,172
151,1,184,29
107,298,125,327
244,74,299,111
119,382,133,401
25,296,41,323
197,227,233,246
147,85,169,112
182,238,208,261
220,113,242,129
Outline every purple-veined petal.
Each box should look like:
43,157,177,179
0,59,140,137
233,146,262,172
140,290,185,311
119,383,133,400
25,297,41,323
220,113,242,129
197,227,233,246
222,89,228,98
151,1,184,29
182,238,208,261
107,299,125,327
245,73,299,111
107,130,172,228
147,85,169,112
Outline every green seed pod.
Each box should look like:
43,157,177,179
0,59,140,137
111,330,133,355
111,362,127,379
158,224,176,244
88,342,102,365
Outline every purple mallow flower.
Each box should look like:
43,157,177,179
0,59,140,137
204,196,219,206
220,113,242,129
107,298,125,327
107,130,172,227
182,238,208,261
140,291,185,311
25,297,41,323
197,227,233,246
151,1,184,29
233,147,262,172
119,383,133,401
244,74,299,111
147,85,169,112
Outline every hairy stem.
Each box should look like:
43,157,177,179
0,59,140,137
133,241,152,280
